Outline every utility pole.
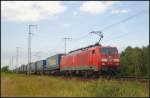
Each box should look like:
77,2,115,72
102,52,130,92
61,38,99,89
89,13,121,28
63,37,72,54
11,56,14,72
16,47,20,72
28,24,37,75
9,57,11,69
11,56,14,66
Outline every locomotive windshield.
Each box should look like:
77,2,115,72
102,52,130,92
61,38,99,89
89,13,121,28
101,47,118,54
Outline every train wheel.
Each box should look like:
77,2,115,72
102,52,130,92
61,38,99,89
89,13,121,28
91,71,99,79
65,71,69,77
68,71,72,78
84,72,89,78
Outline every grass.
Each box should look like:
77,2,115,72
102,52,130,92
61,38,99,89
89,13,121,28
1,72,149,97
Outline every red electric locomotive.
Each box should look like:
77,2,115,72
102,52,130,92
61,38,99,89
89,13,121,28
60,43,120,77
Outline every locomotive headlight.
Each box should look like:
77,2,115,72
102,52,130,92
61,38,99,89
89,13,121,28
113,59,120,62
101,58,108,62
102,62,105,65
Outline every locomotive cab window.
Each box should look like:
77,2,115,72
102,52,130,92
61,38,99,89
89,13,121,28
101,48,118,54
101,48,108,54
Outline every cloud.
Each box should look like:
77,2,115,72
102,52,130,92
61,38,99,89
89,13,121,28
73,11,78,16
66,1,77,4
111,9,128,14
63,23,71,28
80,1,118,14
1,1,67,22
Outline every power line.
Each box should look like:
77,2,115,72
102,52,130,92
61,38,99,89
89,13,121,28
34,52,41,61
100,7,148,32
72,7,148,43
104,32,131,43
73,34,90,41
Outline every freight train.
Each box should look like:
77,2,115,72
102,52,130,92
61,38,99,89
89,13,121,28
13,43,120,78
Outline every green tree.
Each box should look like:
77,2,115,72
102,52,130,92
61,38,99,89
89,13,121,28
120,45,149,77
1,65,9,72
120,46,134,76
141,45,149,76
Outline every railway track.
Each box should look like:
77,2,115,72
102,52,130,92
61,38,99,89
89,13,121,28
99,75,149,81
20,72,149,82
110,76,149,80
60,75,149,82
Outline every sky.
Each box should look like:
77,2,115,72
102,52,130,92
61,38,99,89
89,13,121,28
1,1,149,69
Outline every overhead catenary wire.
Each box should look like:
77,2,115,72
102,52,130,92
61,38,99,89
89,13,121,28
100,7,148,32
103,9,148,43
72,7,148,43
72,34,91,42
104,31,131,43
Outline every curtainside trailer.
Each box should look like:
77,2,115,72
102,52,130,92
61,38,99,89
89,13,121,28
45,54,64,75
36,60,46,74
